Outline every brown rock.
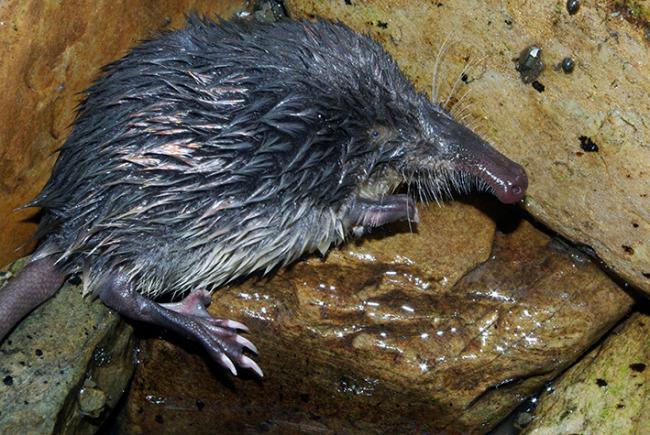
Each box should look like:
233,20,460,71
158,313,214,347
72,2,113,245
0,0,245,266
284,0,650,295
524,312,649,435
117,202,633,434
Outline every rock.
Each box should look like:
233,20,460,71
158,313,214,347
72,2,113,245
78,380,108,419
0,259,135,434
250,0,288,23
284,0,650,296
115,202,633,433
1,2,643,431
524,312,649,434
0,0,246,267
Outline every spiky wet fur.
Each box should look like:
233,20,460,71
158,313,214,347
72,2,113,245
30,17,490,299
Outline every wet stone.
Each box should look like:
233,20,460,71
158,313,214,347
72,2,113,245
566,0,580,15
116,202,632,434
78,380,108,419
250,0,288,22
0,258,135,434
561,57,575,73
525,313,649,434
517,46,545,84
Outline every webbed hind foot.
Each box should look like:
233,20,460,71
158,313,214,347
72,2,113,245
98,274,262,377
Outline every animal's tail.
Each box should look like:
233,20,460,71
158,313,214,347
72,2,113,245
0,256,65,341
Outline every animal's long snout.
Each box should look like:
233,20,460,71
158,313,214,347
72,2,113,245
444,121,528,204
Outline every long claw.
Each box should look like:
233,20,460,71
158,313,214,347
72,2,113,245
236,335,258,354
221,319,250,332
220,354,238,376
240,355,264,378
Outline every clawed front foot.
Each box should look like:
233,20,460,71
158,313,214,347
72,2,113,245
348,194,419,229
98,275,262,377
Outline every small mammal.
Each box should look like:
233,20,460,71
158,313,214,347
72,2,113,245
0,17,527,377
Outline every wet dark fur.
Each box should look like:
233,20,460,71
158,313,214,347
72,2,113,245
29,17,525,299
29,18,402,296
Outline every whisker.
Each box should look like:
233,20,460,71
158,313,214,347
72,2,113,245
431,33,455,103
404,163,497,208
448,87,472,117
456,112,473,124
444,53,488,110
443,63,471,109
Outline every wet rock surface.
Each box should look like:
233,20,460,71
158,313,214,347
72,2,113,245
115,201,633,433
0,0,245,267
284,0,650,296
524,312,649,434
1,1,645,432
0,259,135,434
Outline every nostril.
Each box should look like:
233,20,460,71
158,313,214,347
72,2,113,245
518,170,529,188
512,185,523,196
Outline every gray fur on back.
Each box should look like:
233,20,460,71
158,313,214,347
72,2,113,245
30,17,423,298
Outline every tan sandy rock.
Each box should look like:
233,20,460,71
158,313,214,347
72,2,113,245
525,312,649,435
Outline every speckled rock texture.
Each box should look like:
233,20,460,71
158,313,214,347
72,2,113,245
0,0,245,266
0,259,135,434
0,1,645,432
525,312,649,435
285,0,650,296
115,202,633,434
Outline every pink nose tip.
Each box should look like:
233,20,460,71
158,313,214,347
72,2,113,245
498,170,528,204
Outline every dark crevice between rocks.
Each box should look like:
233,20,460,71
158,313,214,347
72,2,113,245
481,198,647,305
487,383,552,434
411,193,646,306
489,305,644,434
96,372,134,435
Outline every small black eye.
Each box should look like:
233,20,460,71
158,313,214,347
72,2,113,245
371,130,380,138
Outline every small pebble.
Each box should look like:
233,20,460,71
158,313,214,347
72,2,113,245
567,0,580,15
517,46,544,84
0,271,12,282
561,57,575,73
